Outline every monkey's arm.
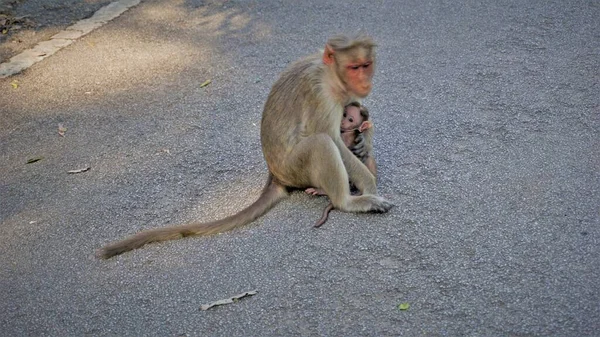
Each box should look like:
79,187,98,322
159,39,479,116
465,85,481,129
352,126,377,177
351,125,374,159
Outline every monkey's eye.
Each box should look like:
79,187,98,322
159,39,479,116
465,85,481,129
343,112,347,118
348,65,360,70
348,118,354,123
363,62,371,69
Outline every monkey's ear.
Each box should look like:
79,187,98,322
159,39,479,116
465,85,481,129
359,120,372,132
323,44,335,65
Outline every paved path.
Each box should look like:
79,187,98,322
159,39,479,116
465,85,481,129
0,0,598,336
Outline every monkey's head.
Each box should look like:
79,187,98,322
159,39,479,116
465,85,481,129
323,34,377,98
341,102,363,131
342,102,371,133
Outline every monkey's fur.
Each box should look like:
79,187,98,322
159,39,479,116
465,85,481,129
98,34,392,259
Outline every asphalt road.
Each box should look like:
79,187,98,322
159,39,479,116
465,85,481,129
1,0,598,336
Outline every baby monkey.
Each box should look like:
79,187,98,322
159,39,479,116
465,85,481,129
310,102,377,227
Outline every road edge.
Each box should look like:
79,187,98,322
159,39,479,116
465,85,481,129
0,0,141,79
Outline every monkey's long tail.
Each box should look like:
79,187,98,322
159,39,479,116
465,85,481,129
314,203,334,228
97,176,288,259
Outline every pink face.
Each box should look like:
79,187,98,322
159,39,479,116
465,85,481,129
341,105,363,131
343,59,374,98
323,44,375,99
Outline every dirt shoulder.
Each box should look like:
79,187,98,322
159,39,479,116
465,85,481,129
0,0,112,62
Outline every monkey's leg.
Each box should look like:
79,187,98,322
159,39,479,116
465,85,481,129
285,134,392,213
336,142,378,195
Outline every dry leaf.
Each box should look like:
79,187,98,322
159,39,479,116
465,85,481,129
67,167,91,174
200,290,257,311
10,80,18,89
58,124,67,137
200,79,212,88
26,157,43,164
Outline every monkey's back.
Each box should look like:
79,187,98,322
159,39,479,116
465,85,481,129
260,55,324,166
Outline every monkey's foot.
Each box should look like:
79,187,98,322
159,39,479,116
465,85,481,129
344,195,394,213
369,198,394,213
305,188,327,196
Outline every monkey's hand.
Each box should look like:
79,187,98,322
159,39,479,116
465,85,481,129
351,133,369,158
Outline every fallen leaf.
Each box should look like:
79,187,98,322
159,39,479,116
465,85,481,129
10,80,18,89
58,124,67,137
200,79,212,88
200,290,257,311
67,167,91,174
26,157,43,164
398,302,410,311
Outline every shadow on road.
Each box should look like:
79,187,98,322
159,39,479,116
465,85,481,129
0,0,273,227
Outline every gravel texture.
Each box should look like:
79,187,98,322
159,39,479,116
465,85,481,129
0,0,598,336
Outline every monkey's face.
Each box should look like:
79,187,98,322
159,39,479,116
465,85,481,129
341,105,363,131
337,48,375,98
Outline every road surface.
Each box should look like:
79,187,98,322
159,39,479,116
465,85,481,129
1,0,598,335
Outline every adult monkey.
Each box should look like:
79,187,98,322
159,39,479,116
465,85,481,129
97,34,392,259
